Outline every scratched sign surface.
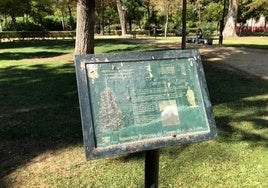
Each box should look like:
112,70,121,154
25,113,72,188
75,49,217,160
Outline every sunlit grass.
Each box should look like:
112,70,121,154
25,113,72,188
223,36,268,49
0,38,268,187
152,35,268,49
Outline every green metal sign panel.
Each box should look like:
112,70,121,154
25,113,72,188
75,49,217,160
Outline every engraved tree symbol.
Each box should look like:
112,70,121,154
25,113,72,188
98,87,124,132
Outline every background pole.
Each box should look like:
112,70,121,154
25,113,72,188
181,0,187,49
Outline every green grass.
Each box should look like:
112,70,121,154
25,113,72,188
0,38,268,187
223,36,268,49
157,36,268,49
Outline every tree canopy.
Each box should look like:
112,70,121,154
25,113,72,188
0,0,266,35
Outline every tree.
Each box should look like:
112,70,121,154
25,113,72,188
29,0,55,29
54,0,76,30
124,0,144,31
202,2,223,23
246,0,268,15
66,0,77,30
104,5,118,34
54,0,67,30
152,0,180,38
95,0,115,35
95,0,104,35
142,0,155,29
0,0,31,30
223,0,238,37
239,0,268,23
116,0,126,36
0,18,2,31
75,0,95,54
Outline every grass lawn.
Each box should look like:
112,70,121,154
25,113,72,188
0,38,268,187
155,36,268,49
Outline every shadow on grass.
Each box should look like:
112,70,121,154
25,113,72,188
203,63,268,148
95,38,165,53
0,39,268,186
0,40,75,50
0,51,67,61
0,40,75,62
0,63,82,180
225,44,268,50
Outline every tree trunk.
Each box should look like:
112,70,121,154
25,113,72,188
67,5,75,30
116,0,126,37
129,20,132,32
164,11,169,39
75,0,95,55
61,11,66,31
0,18,2,32
223,0,238,37
100,0,105,35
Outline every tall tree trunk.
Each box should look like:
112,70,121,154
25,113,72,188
164,11,169,39
129,20,132,32
61,11,66,31
0,18,3,32
223,0,238,37
75,0,95,54
99,0,105,35
67,5,75,30
144,0,151,29
116,0,126,37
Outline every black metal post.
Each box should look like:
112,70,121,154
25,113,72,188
145,149,160,188
181,0,187,49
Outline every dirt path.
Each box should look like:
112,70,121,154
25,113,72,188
38,38,267,81
199,46,268,80
134,39,268,80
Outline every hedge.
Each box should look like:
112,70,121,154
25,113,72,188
0,31,76,41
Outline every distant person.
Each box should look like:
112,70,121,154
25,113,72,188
194,28,203,44
152,26,157,39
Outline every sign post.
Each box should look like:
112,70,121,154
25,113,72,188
145,149,159,188
74,49,217,185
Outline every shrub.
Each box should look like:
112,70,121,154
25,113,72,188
0,31,76,41
43,16,63,31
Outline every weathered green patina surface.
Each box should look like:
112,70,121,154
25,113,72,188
75,49,217,160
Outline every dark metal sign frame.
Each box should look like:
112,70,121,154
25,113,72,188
75,49,217,160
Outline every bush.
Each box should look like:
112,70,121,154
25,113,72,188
43,16,63,31
201,22,218,37
2,17,43,31
0,31,76,41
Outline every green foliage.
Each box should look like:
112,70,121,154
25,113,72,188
43,16,63,31
0,31,76,40
0,0,31,18
201,22,218,37
30,0,54,24
202,2,223,22
238,0,268,24
0,0,267,33
123,0,144,30
3,17,43,31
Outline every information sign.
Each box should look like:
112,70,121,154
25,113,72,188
75,49,217,160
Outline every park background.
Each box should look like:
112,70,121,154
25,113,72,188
1,0,268,187
0,0,267,39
